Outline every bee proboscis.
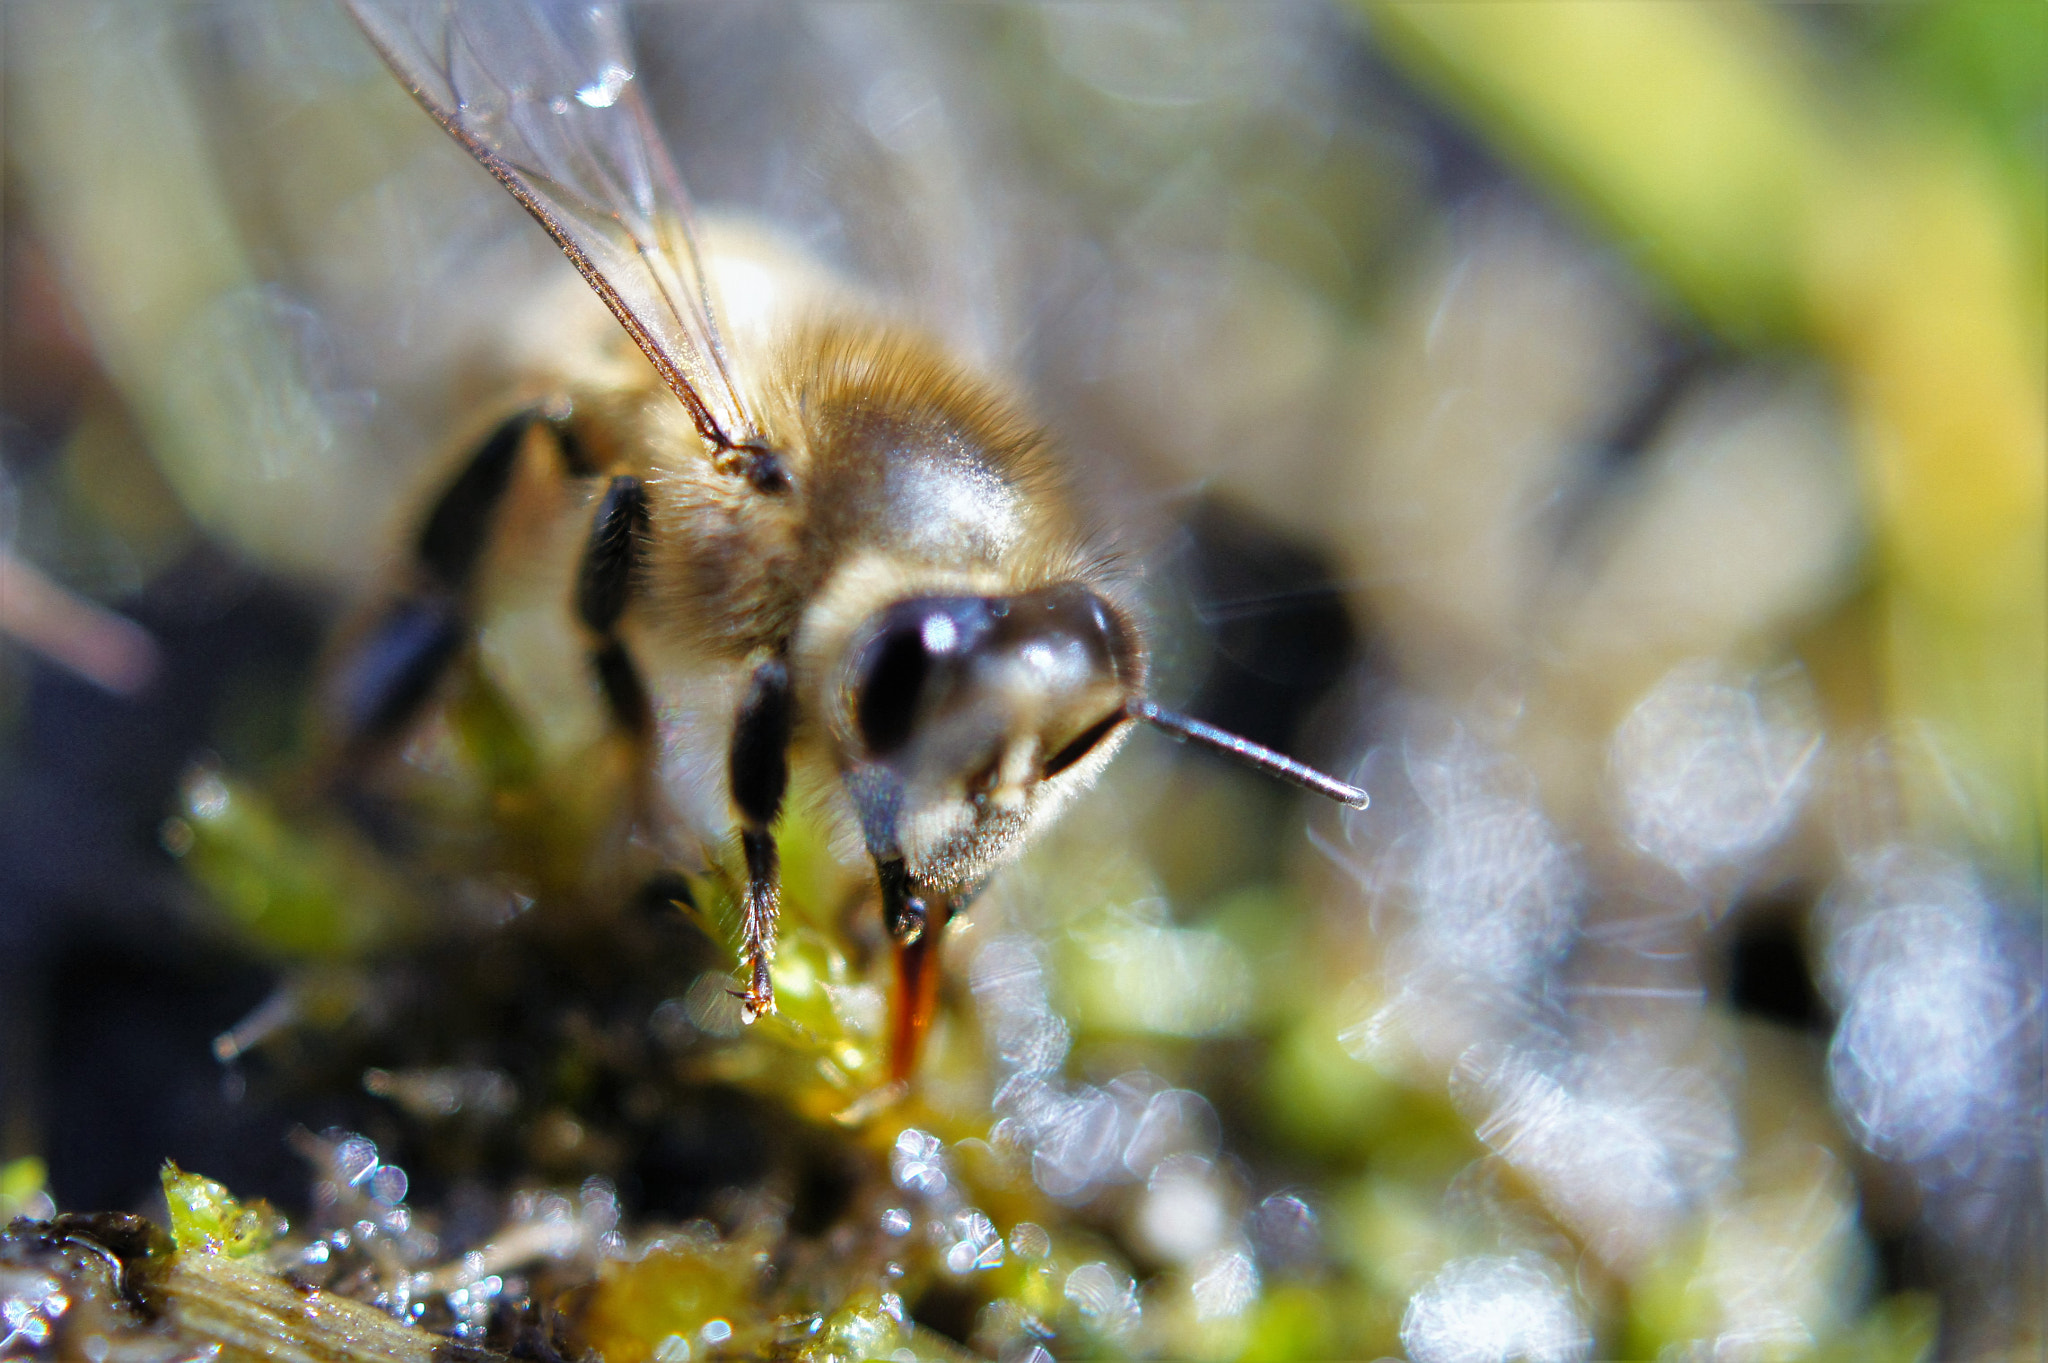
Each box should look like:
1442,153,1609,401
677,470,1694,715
335,0,1366,1079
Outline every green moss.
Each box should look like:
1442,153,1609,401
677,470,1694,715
160,1162,285,1258
1236,1283,1336,1363
171,767,408,959
578,1233,775,1362
799,1293,915,1363
0,1157,50,1220
1260,998,1400,1158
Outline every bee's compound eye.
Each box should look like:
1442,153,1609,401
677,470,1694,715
854,623,930,756
852,598,990,758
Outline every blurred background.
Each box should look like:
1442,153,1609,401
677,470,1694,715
1,2,2041,1360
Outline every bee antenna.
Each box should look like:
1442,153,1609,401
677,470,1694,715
1129,699,1368,809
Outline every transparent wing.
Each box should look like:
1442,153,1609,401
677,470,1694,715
345,0,755,450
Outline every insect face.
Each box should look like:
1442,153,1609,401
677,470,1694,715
837,585,1140,892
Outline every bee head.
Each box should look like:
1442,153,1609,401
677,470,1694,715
836,584,1141,887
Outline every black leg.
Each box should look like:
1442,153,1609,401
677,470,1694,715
416,410,537,590
576,476,654,739
576,476,649,635
729,658,793,1019
326,410,541,761
323,595,466,753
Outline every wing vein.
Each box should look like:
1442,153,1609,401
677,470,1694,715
345,0,759,456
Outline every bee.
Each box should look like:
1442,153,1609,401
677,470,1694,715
334,0,1366,1078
